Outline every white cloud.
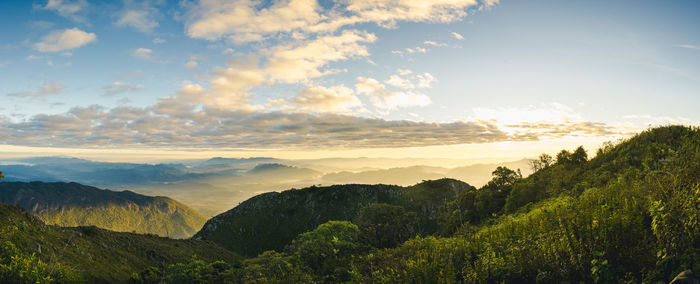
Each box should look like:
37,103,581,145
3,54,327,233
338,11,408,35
263,30,377,83
679,44,700,51
7,82,65,100
290,85,363,113
186,0,323,42
116,9,158,34
415,73,436,88
152,38,166,44
101,81,143,97
185,0,488,42
424,40,447,47
397,68,412,75
41,0,88,23
385,75,414,89
451,31,464,40
34,28,96,52
131,48,153,60
392,46,428,56
356,76,431,111
185,61,199,68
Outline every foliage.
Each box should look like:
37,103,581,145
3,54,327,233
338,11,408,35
0,203,238,282
354,204,418,249
0,240,75,283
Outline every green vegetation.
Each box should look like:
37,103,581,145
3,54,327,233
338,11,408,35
151,125,697,283
0,182,207,238
194,179,475,257
0,203,238,282
1,125,697,283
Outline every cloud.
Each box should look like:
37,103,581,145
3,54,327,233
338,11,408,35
356,76,432,111
34,28,96,52
41,0,88,23
115,1,160,34
289,85,363,113
116,10,158,33
101,81,144,97
451,31,464,40
0,103,633,150
131,48,153,59
679,44,700,51
185,0,488,42
392,46,428,56
263,30,377,83
152,38,166,44
185,61,199,68
397,68,412,75
6,82,65,100
424,40,447,47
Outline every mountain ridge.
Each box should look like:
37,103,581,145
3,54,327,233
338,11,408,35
0,181,207,238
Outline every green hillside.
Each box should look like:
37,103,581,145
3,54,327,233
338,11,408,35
157,125,698,283
194,179,476,257
0,203,238,282
0,182,207,238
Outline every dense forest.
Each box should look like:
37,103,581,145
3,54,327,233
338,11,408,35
1,125,698,283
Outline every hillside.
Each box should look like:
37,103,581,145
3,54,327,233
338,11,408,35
152,126,700,283
194,178,475,257
0,182,207,238
0,203,238,282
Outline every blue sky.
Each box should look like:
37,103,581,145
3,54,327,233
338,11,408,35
0,0,699,161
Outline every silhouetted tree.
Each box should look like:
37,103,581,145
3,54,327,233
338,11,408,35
571,146,588,165
490,166,522,188
529,153,554,171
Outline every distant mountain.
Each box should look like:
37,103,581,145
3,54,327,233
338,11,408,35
321,165,448,186
0,203,237,282
194,178,475,257
0,157,206,188
0,181,207,238
445,158,533,186
246,163,322,180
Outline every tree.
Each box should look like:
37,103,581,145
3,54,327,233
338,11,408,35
529,154,554,172
556,150,572,165
286,221,361,280
571,146,588,165
0,170,3,180
353,204,418,249
490,166,522,188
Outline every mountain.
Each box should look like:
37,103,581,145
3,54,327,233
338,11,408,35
320,165,448,186
0,181,207,238
0,157,206,188
0,203,238,282
194,178,475,257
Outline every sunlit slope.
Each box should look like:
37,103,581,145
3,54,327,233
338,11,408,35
0,181,207,238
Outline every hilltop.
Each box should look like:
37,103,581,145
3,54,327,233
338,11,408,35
194,178,475,257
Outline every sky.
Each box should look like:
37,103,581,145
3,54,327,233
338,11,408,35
0,0,699,162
